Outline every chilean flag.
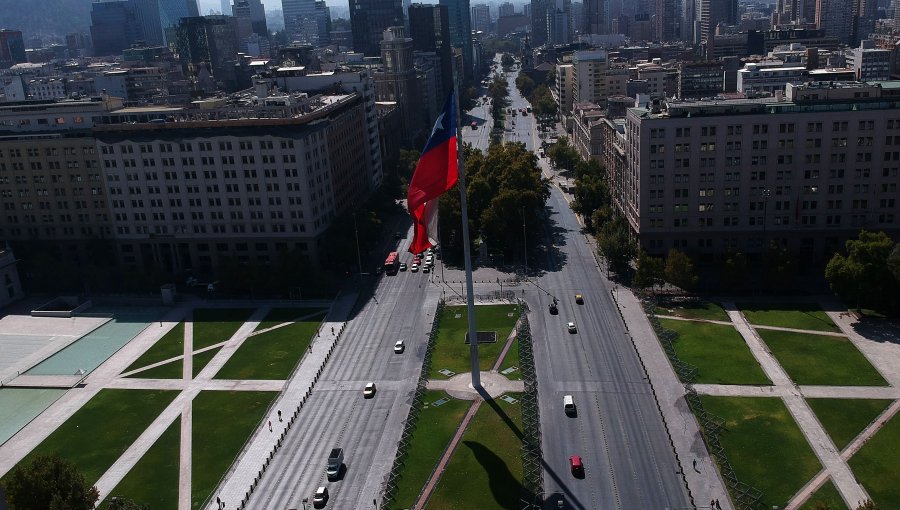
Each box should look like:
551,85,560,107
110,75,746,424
407,93,459,255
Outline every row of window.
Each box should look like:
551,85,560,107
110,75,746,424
644,214,894,228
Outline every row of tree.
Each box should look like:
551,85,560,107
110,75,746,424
514,74,558,122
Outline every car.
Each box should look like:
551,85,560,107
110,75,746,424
567,322,576,333
394,340,405,353
399,262,408,271
364,382,376,398
424,255,434,266
549,302,558,314
575,294,584,304
413,256,421,265
422,265,431,273
411,264,419,272
313,486,329,508
564,395,576,416
569,455,584,478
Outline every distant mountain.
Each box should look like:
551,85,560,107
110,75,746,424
0,0,92,40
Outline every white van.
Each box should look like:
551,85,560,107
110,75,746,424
563,395,576,416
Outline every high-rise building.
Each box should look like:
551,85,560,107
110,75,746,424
499,2,515,16
283,0,318,43
654,0,677,41
699,0,737,47
234,0,268,37
409,3,453,98
531,0,548,45
315,1,332,45
91,1,141,56
348,0,405,56
376,26,420,145
471,4,491,33
0,29,26,68
172,16,240,89
440,0,473,79
852,0,877,44
159,0,200,41
816,0,852,45
548,0,573,43
583,0,608,34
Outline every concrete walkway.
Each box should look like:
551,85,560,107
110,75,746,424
722,302,869,509
616,289,732,509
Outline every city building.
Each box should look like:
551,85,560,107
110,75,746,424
0,30,26,68
677,60,724,99
547,0,574,45
440,0,474,80
90,1,141,56
621,81,900,261
471,4,491,33
849,40,891,81
233,0,268,37
583,0,608,34
171,16,241,91
554,63,574,114
315,1,332,46
283,0,318,44
95,68,170,103
158,0,201,42
531,0,548,46
654,0,678,41
0,247,22,309
375,27,420,146
499,2,515,17
816,0,853,45
408,3,453,100
349,0,405,56
737,62,810,95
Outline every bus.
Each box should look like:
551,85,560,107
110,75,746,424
384,251,400,275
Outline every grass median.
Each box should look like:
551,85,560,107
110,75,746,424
738,303,839,333
428,393,524,510
100,417,181,509
807,398,892,450
848,409,900,509
759,330,887,386
124,323,184,377
428,304,520,379
659,318,770,385
387,391,471,510
799,480,848,510
700,396,820,508
192,308,255,350
654,300,729,322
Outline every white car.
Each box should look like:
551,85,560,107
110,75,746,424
394,340,405,354
567,322,577,333
422,266,431,274
364,382,377,398
313,486,329,508
411,264,419,272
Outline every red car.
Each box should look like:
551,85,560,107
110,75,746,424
569,455,584,477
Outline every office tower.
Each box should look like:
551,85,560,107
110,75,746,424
548,0,573,43
376,26,420,145
583,0,608,34
654,0,677,40
131,0,166,46
471,4,491,33
234,0,268,36
682,0,698,43
852,0,876,43
283,0,318,43
409,3,453,97
816,0,852,45
349,0,405,56
159,0,200,38
531,0,548,45
499,2,515,16
91,1,141,56
172,16,240,88
699,0,736,46
0,29,26,68
440,0,473,79
315,1,332,45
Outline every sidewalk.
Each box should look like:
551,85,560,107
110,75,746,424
615,289,732,509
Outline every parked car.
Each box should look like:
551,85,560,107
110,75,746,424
364,382,377,398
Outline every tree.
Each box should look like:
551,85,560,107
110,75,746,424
664,249,698,292
889,244,900,283
597,218,637,276
825,230,898,312
107,497,151,510
572,159,610,230
2,454,99,510
546,136,579,173
501,53,515,68
855,500,880,510
515,74,537,98
633,252,665,291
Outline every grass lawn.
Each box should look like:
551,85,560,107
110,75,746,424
124,323,184,373
659,319,770,385
190,390,277,509
807,398,892,450
654,300,729,322
848,410,900,509
428,305,520,379
738,303,840,333
128,358,183,379
700,396,820,508
214,312,325,380
100,417,180,510
192,308,255,350
192,348,220,378
9,389,177,484
759,330,887,386
428,394,524,510
799,480,848,510
496,339,521,381
253,307,326,332
387,391,471,510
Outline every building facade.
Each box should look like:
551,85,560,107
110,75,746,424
0,30,26,68
349,0,406,56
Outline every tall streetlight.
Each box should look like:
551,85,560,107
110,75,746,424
522,206,528,275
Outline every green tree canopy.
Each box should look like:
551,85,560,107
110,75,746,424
664,249,698,292
2,454,99,510
597,218,637,276
825,230,899,312
547,136,579,173
633,251,665,291
572,159,610,231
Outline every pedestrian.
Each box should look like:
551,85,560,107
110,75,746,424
715,500,721,510
711,499,715,508
268,420,272,432
692,458,697,471
278,410,282,422
331,326,334,334
159,321,163,327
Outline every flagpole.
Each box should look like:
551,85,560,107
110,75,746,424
453,66,482,390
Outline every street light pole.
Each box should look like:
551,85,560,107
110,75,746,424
522,206,528,275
